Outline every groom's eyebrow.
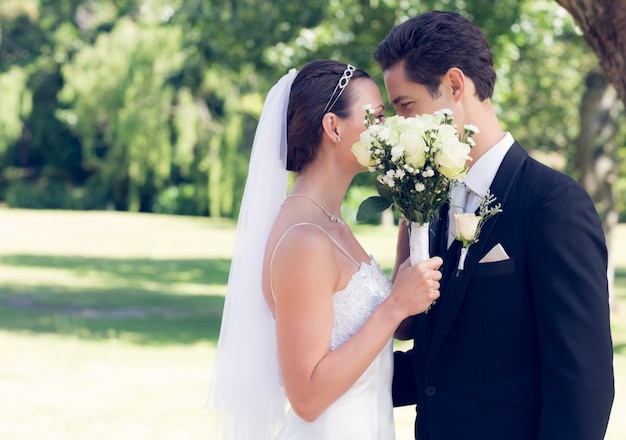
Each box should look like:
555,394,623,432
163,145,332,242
391,95,409,106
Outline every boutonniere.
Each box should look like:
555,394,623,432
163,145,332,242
454,190,502,276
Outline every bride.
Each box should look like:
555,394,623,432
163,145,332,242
208,59,442,439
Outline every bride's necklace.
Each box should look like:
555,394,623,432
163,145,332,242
285,194,346,225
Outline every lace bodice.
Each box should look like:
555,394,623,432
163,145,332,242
330,256,393,350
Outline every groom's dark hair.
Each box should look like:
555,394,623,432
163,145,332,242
373,11,496,101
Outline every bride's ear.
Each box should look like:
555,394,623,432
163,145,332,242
321,112,341,144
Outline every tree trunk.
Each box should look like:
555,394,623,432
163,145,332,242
576,68,621,310
555,0,626,107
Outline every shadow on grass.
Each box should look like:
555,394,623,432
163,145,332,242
2,255,624,349
0,285,225,345
0,254,231,345
0,254,231,285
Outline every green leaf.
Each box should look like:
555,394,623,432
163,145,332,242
375,179,393,202
410,210,423,224
356,196,392,222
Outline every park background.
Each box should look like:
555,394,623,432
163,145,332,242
1,0,625,439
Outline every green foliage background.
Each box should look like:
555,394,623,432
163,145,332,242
0,0,624,218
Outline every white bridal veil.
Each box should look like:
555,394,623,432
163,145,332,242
207,69,298,439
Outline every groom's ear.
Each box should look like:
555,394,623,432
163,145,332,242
445,68,465,101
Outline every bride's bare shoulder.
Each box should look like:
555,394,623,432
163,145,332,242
269,222,334,266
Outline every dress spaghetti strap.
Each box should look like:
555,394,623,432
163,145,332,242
269,222,361,300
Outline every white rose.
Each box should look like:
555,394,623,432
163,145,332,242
352,135,375,168
435,137,471,179
408,113,436,130
384,115,405,131
382,115,403,145
454,213,481,245
435,123,459,141
398,120,427,168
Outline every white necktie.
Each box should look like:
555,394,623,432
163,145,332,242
448,182,468,248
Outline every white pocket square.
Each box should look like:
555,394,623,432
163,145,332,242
479,243,510,263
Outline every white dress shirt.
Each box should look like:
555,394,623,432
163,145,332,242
464,132,514,213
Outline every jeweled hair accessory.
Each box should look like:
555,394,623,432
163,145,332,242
323,64,356,113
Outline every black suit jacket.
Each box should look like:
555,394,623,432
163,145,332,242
393,142,614,440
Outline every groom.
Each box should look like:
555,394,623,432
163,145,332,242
374,11,614,440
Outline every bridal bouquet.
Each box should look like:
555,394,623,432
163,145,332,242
352,106,478,267
353,106,477,224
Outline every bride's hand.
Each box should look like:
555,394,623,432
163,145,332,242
387,256,442,318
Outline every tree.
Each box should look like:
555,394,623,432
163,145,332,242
0,0,133,206
554,0,626,308
2,0,624,225
556,0,626,107
576,69,622,308
166,0,328,217
59,17,185,211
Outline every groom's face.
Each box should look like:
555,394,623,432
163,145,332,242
383,61,452,118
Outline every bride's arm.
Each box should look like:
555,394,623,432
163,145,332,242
271,226,440,422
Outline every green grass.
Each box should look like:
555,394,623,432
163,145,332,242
0,208,623,439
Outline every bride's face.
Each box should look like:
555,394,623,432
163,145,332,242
340,78,385,170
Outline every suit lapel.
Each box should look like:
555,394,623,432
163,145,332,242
426,143,528,364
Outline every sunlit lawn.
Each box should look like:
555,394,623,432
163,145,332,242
0,208,623,439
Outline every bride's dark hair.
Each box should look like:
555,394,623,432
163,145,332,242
286,59,369,172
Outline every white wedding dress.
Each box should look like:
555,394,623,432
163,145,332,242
274,224,396,440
